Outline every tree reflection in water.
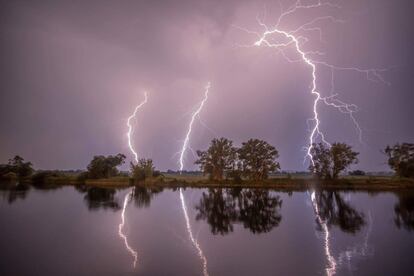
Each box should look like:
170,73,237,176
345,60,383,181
312,190,365,233
394,191,414,231
132,186,163,208
195,188,282,235
75,185,164,211
311,190,373,276
75,186,121,211
0,182,30,204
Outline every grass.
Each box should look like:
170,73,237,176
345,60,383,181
131,174,414,191
16,172,414,191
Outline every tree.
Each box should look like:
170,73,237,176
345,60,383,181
309,142,359,179
86,153,126,179
238,139,280,181
130,158,156,182
195,138,237,181
0,155,34,178
385,143,414,178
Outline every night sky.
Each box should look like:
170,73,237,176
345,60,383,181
0,0,413,171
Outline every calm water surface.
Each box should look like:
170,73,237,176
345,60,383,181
1,184,413,276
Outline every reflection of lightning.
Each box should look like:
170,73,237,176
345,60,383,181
180,188,209,276
237,1,388,165
337,211,373,273
127,92,148,163
310,191,374,276
179,82,211,172
310,190,337,276
119,190,138,268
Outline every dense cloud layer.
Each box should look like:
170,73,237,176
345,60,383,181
0,0,413,171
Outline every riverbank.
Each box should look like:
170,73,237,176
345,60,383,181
4,174,413,191
61,175,414,191
135,176,414,192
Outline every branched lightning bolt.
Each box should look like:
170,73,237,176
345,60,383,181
127,92,148,163
119,190,138,268
179,82,211,172
177,83,210,276
236,0,388,165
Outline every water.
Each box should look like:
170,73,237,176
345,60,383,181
0,184,413,276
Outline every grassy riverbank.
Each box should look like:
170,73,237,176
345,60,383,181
136,175,414,191
5,173,413,191
77,174,414,191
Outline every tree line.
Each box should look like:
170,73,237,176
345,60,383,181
0,142,413,183
194,138,414,181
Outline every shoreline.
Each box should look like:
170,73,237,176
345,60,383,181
3,175,414,192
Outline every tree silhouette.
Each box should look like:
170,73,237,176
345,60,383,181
132,186,163,208
394,191,414,231
0,155,33,179
236,189,282,233
309,143,359,179
313,190,365,233
195,138,237,181
78,186,121,211
385,143,414,178
238,139,280,181
195,188,283,235
195,189,238,234
86,153,126,179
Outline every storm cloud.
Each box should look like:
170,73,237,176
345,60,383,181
0,0,413,171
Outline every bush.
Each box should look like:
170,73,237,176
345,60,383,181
1,172,17,181
0,156,34,179
385,143,414,178
86,154,126,179
130,159,156,182
31,171,62,185
349,170,366,176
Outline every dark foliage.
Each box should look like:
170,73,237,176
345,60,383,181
0,156,34,179
86,154,126,179
195,138,237,181
238,139,280,181
195,188,282,235
385,143,414,178
309,142,359,179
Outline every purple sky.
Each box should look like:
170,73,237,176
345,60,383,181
0,0,413,171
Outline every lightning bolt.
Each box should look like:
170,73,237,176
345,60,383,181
177,83,211,276
127,92,148,163
179,82,211,172
236,0,388,165
119,190,138,268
